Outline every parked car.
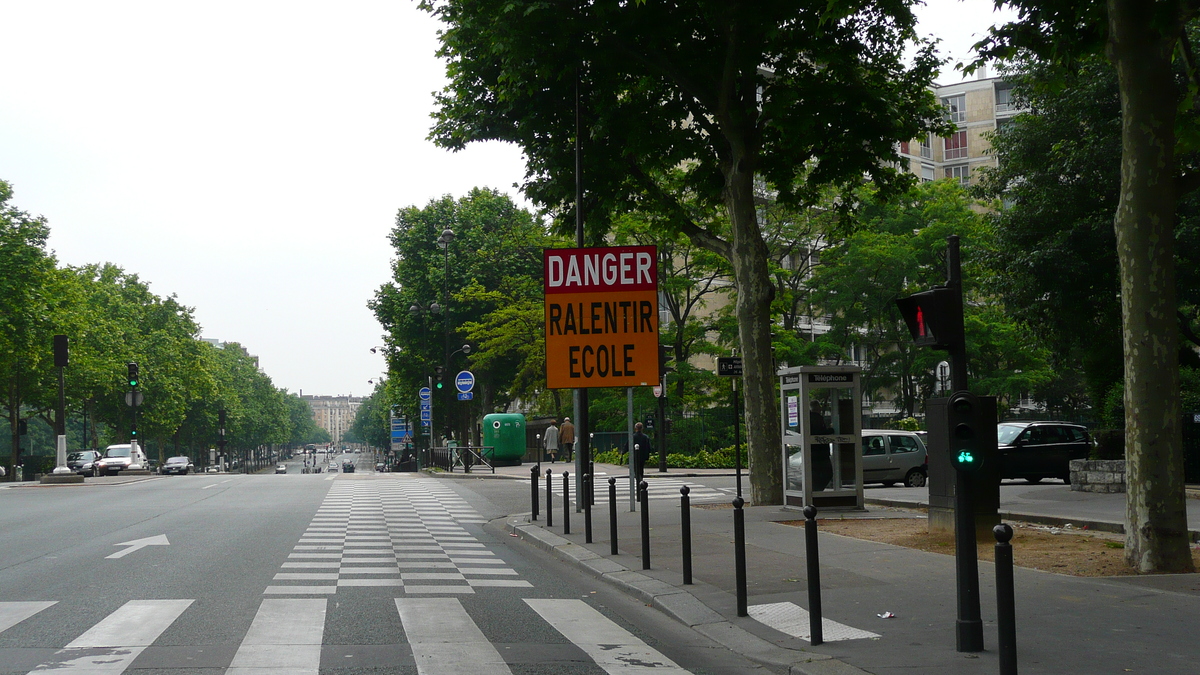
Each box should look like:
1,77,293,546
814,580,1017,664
275,464,287,474
342,461,355,473
374,462,386,473
327,463,338,473
67,450,101,476
94,444,146,476
785,430,928,490
160,456,193,475
997,421,1092,484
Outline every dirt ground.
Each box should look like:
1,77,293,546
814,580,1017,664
777,516,1200,577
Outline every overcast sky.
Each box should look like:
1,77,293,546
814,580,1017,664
0,0,1015,398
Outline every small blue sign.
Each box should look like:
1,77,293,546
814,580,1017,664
457,392,473,401
421,419,430,427
419,401,431,411
419,410,431,421
418,387,432,401
455,370,475,393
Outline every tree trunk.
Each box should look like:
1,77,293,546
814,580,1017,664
1108,0,1195,573
724,161,782,505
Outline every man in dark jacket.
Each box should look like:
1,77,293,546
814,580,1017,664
632,422,652,482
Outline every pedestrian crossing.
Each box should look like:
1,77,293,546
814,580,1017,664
267,478,531,594
1,597,694,674
524,474,731,505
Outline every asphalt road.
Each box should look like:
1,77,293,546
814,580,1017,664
0,461,768,675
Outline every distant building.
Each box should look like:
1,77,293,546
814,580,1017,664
303,395,363,445
898,73,1017,187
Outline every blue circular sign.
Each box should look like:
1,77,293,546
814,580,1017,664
418,387,432,401
455,371,475,393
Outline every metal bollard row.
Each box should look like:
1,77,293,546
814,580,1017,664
733,496,747,617
562,471,570,534
583,473,593,543
545,468,553,528
804,505,823,645
530,465,539,521
638,480,650,570
608,477,618,555
994,523,1017,675
680,486,692,584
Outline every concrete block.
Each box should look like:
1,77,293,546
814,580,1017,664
652,592,725,627
40,474,85,484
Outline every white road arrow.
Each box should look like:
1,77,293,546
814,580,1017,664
107,534,170,559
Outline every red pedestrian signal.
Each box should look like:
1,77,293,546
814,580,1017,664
895,287,961,350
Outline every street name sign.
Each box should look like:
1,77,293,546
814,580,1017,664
544,245,659,389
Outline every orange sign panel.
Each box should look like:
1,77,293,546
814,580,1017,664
544,246,659,389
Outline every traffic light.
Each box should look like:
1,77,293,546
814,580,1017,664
894,287,962,350
658,344,674,378
947,390,983,473
434,365,444,389
127,362,140,387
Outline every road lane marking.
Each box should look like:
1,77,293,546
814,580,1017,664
27,599,192,675
106,534,169,559
201,479,234,489
227,599,326,675
0,601,55,634
526,598,691,674
395,598,506,673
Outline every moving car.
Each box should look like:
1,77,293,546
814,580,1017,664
161,456,193,475
67,450,101,476
997,421,1092,484
275,464,287,474
94,444,146,476
342,461,355,473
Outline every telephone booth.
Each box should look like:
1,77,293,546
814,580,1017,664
780,365,864,510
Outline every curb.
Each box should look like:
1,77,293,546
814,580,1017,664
504,514,869,675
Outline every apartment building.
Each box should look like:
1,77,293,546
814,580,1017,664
303,395,363,445
899,73,1017,186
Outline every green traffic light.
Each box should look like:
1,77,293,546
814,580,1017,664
129,379,138,387
957,450,974,464
436,382,443,389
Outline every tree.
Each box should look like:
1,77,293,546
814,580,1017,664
975,0,1198,572
421,0,950,503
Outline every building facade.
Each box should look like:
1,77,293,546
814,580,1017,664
303,395,363,446
899,74,1016,187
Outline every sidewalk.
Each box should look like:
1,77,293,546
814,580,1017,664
491,468,1200,674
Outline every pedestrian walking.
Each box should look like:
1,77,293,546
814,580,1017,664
632,422,652,481
544,421,560,463
559,417,575,461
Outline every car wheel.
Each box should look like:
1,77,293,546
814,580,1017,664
1025,476,1044,484
904,469,926,488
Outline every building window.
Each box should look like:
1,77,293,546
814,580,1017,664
942,94,966,123
919,135,932,159
944,131,967,160
945,164,970,185
995,84,1014,112
900,141,910,155
921,165,935,182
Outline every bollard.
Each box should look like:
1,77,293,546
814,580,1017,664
584,473,593,543
733,496,747,617
563,471,571,534
609,477,618,555
530,465,540,521
994,523,1017,675
545,469,553,528
638,480,651,569
681,486,692,584
804,505,823,645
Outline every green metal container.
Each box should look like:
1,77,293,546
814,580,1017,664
482,413,526,466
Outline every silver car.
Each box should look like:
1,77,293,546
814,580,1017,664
861,430,928,487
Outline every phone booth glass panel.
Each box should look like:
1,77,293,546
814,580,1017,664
780,366,864,510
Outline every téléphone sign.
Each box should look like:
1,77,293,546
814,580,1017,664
544,245,659,389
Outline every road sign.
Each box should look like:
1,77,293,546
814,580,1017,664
455,370,475,393
124,391,144,407
717,357,743,377
421,419,430,427
419,410,431,421
418,387,432,401
544,245,659,389
457,392,473,401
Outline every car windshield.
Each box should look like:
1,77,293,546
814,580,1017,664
997,425,1026,445
166,457,188,464
67,452,91,461
103,447,132,458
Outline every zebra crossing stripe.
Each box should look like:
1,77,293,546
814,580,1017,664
396,598,511,674
227,599,326,675
27,599,192,675
525,599,692,674
0,601,55,634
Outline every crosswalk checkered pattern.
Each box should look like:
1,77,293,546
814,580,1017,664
4,597,692,674
267,478,529,594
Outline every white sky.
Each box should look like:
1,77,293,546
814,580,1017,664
0,0,1014,397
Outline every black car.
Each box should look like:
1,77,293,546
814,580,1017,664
161,456,193,475
342,461,355,473
997,421,1092,484
66,450,101,476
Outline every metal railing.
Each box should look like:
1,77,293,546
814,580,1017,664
424,446,495,474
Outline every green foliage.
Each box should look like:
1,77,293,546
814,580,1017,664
892,417,921,432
